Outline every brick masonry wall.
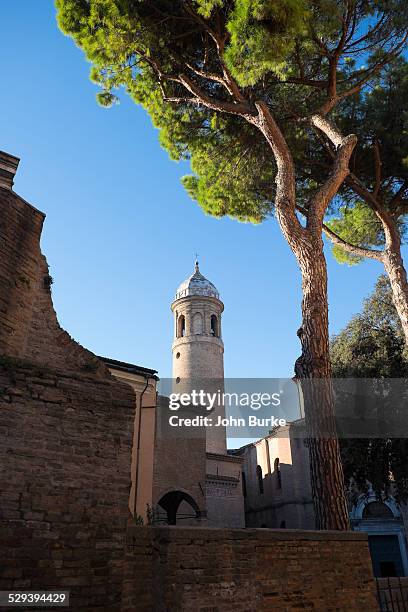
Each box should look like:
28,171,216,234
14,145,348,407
0,187,108,373
123,526,380,611
0,185,136,609
0,365,135,609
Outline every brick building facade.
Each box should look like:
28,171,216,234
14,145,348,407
0,150,380,610
237,421,408,580
0,151,138,609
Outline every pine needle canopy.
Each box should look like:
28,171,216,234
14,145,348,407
56,1,408,224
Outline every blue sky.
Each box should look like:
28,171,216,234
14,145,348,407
0,2,395,379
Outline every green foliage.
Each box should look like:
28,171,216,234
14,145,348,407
330,276,408,499
319,60,408,263
224,0,309,86
327,203,384,265
336,59,408,197
181,118,275,222
43,274,54,293
96,91,119,107
331,275,407,377
55,0,407,228
125,63,272,222
134,513,144,526
55,0,408,516
194,0,224,18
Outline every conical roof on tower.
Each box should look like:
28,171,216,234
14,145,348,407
175,260,220,300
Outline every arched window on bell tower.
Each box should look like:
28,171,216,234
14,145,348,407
211,314,219,337
177,314,185,338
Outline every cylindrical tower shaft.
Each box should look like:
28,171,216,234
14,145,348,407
171,262,226,455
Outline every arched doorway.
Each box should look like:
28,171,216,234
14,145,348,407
157,490,201,525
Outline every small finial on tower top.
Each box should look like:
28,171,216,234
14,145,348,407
194,253,199,272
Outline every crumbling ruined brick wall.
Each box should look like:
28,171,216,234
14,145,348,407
123,526,379,611
0,174,106,372
0,155,136,610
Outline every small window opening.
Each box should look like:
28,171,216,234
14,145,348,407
177,315,185,338
242,472,247,498
211,315,219,337
274,458,282,489
256,465,264,494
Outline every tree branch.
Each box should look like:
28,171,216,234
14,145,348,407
310,114,345,147
373,140,382,199
296,202,383,261
310,26,330,57
310,114,398,237
185,63,225,85
185,6,247,104
316,33,408,114
286,77,328,89
252,101,305,241
344,14,388,50
307,132,357,232
163,94,198,104
185,62,245,102
344,174,405,252
178,73,254,116
340,34,407,102
391,181,408,212
322,224,383,261
324,1,354,102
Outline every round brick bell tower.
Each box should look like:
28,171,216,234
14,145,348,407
171,260,226,455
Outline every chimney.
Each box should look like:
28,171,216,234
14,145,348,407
0,150,20,190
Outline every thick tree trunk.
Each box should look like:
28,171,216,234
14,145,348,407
383,245,408,347
294,237,350,530
252,102,351,530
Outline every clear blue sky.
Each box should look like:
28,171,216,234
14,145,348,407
0,3,395,378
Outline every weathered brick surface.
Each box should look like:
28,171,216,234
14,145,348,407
123,526,379,611
0,366,135,609
0,181,380,611
0,185,136,609
0,187,108,373
153,396,207,519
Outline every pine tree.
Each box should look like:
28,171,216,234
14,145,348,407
56,0,408,529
